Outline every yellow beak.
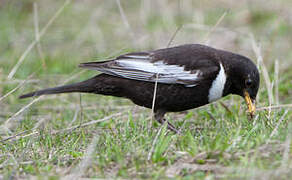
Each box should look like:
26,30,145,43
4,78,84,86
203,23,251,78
244,90,256,117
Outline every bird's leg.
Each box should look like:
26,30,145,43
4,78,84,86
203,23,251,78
154,110,180,134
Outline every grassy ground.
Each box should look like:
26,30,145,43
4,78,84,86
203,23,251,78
0,0,292,179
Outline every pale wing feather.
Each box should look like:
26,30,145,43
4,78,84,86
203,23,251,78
81,55,201,86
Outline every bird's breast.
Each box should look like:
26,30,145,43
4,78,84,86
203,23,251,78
208,63,227,102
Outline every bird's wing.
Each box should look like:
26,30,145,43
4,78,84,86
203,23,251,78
79,44,220,87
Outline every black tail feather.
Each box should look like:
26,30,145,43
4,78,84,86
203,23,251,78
19,76,98,99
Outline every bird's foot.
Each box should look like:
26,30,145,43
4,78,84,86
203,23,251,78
154,110,180,134
166,121,181,134
158,118,180,134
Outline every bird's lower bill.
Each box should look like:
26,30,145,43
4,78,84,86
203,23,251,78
244,90,256,117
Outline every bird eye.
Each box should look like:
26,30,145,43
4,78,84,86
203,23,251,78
245,79,252,87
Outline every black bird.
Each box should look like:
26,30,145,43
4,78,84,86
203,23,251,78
20,44,260,133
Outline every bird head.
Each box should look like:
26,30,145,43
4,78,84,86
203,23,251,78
226,55,260,117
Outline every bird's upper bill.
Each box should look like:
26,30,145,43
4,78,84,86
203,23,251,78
244,90,256,117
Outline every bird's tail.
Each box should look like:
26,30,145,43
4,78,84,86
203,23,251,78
19,76,98,99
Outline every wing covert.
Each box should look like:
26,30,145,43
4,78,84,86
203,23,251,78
79,45,220,87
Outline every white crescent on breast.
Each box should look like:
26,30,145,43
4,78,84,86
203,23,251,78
208,63,226,102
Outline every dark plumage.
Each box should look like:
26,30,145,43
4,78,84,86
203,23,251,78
20,44,260,133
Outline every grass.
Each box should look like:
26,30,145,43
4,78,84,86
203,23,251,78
0,0,292,179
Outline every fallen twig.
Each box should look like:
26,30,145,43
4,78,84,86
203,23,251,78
1,112,125,143
147,123,166,161
256,104,292,111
